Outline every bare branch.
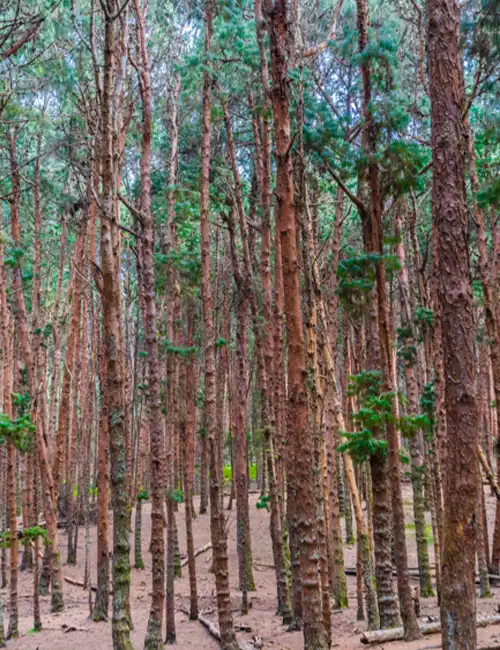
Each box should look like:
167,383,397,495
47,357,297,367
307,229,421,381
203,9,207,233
303,0,345,57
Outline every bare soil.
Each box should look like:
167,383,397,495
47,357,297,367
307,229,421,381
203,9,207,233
3,485,500,650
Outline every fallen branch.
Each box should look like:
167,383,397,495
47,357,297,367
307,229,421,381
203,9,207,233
180,541,212,568
62,624,89,634
417,645,500,650
361,614,500,644
63,575,113,595
179,604,254,650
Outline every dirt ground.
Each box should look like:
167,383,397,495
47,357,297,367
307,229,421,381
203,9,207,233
3,485,500,650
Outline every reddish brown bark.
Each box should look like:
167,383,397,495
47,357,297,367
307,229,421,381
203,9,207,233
199,1,238,647
93,322,110,621
355,0,400,629
99,3,133,646
1,211,17,637
3,325,17,641
132,1,166,646
8,130,64,614
66,257,84,566
396,213,433,598
427,0,479,647
183,300,199,620
53,228,85,499
265,0,327,645
249,30,291,610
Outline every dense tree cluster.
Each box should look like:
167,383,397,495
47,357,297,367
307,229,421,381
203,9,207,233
0,0,499,648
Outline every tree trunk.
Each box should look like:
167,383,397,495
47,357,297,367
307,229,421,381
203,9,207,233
8,130,64,615
354,0,401,629
99,4,133,646
132,1,166,646
199,1,238,647
183,300,199,620
93,325,110,621
427,1,479,647
265,1,327,646
1,232,17,640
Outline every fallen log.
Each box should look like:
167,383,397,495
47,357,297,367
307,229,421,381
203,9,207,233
344,566,490,586
418,645,500,650
180,541,212,568
178,604,254,650
361,614,500,644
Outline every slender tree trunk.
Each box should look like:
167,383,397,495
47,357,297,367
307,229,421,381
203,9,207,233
93,325,110,621
318,290,379,630
132,1,166,646
100,4,133,646
324,390,348,608
33,457,42,631
353,0,401,629
183,300,199,620
1,233,17,639
226,208,252,614
199,2,238,647
8,130,64,615
6,441,17,639
66,277,83,566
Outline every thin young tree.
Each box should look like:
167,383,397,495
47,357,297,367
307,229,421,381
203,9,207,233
199,0,238,647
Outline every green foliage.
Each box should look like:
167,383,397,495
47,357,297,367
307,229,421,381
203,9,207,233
3,246,24,268
223,464,256,485
408,382,437,443
398,449,410,465
20,526,49,545
337,252,378,313
346,370,382,399
167,487,184,504
415,307,434,328
398,413,430,439
160,339,197,358
137,487,149,502
339,371,390,462
420,382,436,436
381,140,428,196
406,521,434,544
397,325,417,366
0,393,35,453
0,525,49,549
256,494,270,512
338,428,388,463
337,252,400,314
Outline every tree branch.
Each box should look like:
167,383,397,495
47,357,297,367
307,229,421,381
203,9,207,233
322,157,368,217
303,0,345,57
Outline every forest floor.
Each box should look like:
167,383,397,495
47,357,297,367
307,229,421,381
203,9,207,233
4,484,500,650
